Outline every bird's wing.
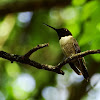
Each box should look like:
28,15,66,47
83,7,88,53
73,40,81,53
66,38,82,75
72,39,89,81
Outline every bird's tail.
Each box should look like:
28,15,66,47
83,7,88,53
81,64,89,82
69,63,82,75
78,59,89,82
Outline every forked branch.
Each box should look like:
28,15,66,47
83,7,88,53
0,43,100,75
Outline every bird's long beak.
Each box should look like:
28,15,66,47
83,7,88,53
43,23,57,31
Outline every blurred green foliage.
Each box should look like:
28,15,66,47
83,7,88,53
0,0,100,100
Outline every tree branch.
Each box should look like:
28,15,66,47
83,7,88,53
57,50,100,68
0,43,64,75
0,0,93,16
0,0,70,16
0,43,100,76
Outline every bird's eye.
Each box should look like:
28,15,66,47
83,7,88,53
64,28,67,31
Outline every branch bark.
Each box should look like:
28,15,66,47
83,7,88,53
0,43,64,75
0,43,100,76
57,49,100,68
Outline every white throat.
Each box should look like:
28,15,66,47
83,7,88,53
59,36,73,46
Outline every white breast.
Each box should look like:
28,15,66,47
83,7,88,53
59,36,76,57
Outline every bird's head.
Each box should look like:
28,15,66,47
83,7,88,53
43,23,72,39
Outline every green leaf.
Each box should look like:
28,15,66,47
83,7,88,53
72,0,86,6
90,39,100,62
81,1,99,21
79,5,100,46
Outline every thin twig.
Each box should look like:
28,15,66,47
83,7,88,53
23,43,49,58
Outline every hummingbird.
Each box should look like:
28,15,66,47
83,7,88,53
44,23,89,81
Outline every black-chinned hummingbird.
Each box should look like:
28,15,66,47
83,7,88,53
44,23,89,81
